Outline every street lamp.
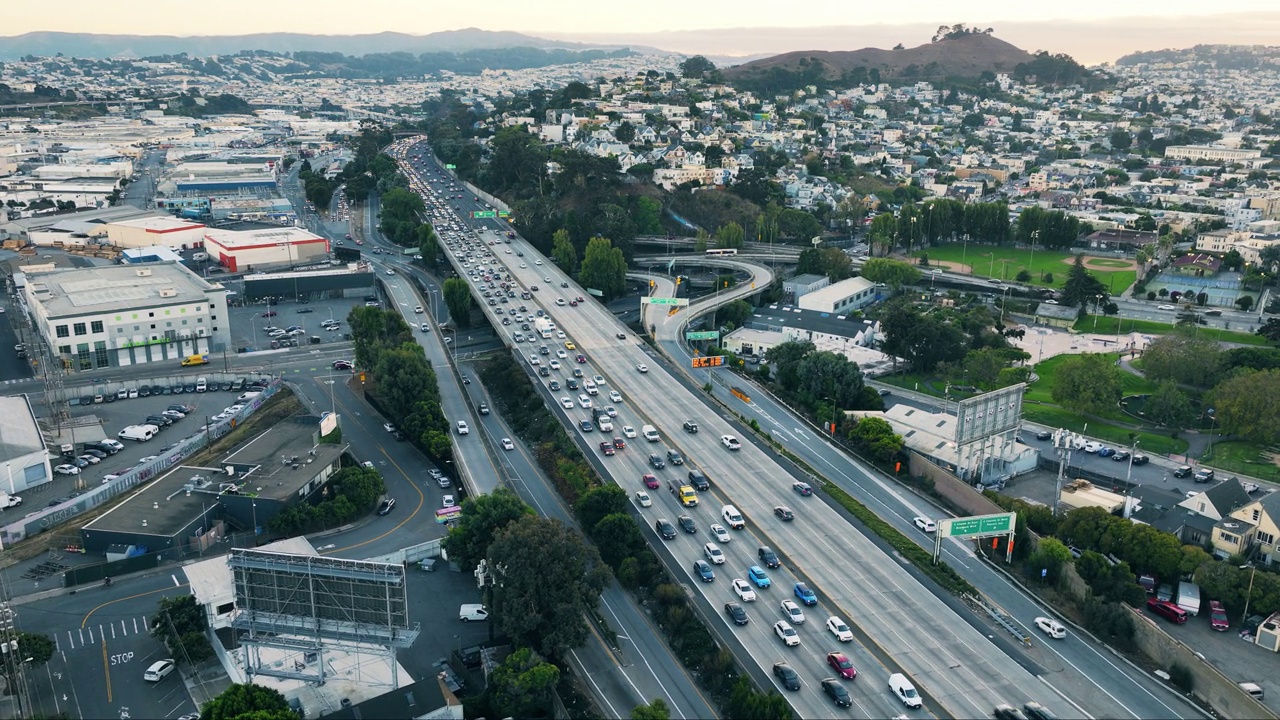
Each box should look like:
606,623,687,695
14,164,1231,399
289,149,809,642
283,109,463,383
1093,294,1104,332
1241,563,1257,622
1030,230,1039,280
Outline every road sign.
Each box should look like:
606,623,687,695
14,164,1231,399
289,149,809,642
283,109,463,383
498,211,509,218
691,356,724,368
445,164,456,169
641,297,689,306
940,512,1015,539
471,211,496,219
686,331,719,340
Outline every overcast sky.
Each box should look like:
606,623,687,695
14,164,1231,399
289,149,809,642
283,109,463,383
6,0,1277,36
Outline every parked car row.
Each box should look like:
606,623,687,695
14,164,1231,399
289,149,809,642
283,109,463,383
78,377,263,406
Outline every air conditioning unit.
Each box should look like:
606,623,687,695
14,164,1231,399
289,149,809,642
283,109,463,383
158,287,177,298
135,268,152,277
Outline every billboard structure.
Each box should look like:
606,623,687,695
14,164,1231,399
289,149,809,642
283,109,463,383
230,549,419,687
953,384,1025,486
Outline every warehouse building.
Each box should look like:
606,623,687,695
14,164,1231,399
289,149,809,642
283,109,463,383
0,395,53,494
104,216,207,251
797,276,880,314
20,261,230,370
203,226,328,272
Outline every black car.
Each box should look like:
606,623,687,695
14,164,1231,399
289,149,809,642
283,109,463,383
677,515,697,534
994,705,1028,720
774,506,795,522
169,404,193,414
1111,450,1130,462
688,470,710,491
683,420,699,434
138,386,152,398
655,518,676,540
171,384,185,394
773,662,801,691
549,380,561,391
1173,465,1193,478
667,450,684,465
648,453,665,470
822,678,851,707
759,546,781,568
579,420,594,432
146,415,172,427
183,383,197,393
1131,453,1150,465
378,498,396,515
81,448,107,459
567,379,579,390
1035,429,1052,440
725,602,749,626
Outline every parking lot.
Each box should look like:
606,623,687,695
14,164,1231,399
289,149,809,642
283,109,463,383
226,296,370,353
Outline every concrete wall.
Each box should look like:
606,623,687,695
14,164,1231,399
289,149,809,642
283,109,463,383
908,451,1005,517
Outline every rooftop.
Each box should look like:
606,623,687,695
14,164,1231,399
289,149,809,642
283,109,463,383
749,303,876,339
800,276,877,303
107,216,206,233
203,226,325,249
0,395,46,460
222,416,344,502
25,261,223,318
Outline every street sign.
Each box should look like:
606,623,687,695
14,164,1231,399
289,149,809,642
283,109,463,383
691,356,724,368
641,297,689,306
471,211,496,219
940,512,1015,539
445,164,456,169
686,331,719,340
498,211,509,218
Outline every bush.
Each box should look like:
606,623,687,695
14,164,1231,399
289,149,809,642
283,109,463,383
1042,272,1054,284
1168,663,1193,692
1016,269,1031,282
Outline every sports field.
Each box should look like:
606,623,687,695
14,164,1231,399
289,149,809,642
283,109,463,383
911,245,1138,293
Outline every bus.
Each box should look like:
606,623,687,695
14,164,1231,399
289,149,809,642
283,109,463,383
705,248,738,256
435,506,462,524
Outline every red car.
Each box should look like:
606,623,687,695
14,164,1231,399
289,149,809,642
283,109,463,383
826,651,857,679
261,310,277,317
576,354,587,364
613,437,626,450
642,473,659,489
599,441,615,457
1209,600,1229,631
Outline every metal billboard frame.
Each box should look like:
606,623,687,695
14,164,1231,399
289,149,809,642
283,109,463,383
954,384,1025,444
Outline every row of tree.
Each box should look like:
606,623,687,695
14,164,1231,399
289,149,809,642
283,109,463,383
267,465,385,536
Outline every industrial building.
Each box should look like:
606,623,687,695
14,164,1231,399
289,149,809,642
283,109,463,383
104,216,207,250
20,261,230,370
797,276,880,314
79,415,343,555
241,264,376,303
0,395,53,495
719,304,893,375
203,226,328,272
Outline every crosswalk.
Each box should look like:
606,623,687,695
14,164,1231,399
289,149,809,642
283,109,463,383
57,615,150,651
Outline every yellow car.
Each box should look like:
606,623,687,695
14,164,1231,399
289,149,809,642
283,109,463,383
565,341,576,350
678,485,699,507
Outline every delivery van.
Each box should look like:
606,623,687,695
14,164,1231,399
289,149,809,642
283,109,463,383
180,354,209,367
117,425,156,442
642,425,660,442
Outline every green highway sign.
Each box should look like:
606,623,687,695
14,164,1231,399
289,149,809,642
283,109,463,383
686,331,719,340
942,512,1015,539
445,164,456,169
472,211,496,219
498,211,509,218
642,297,688,306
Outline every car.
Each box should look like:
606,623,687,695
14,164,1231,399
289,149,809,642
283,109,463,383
377,498,397,515
683,420,699,434
793,481,813,496
693,560,715,583
82,448,107,459
724,602,750,626
501,438,515,451
575,354,587,363
648,453,665,469
599,441,615,456
1158,304,1177,311
758,546,781,568
560,397,575,409
677,515,697,534
1035,429,1052,440
827,615,854,642
442,494,456,508
622,425,637,439
1173,465,1193,478
710,523,731,543
144,659,176,682
1194,468,1216,483
414,305,424,314
822,678,853,707
55,464,81,476
1097,446,1115,458
732,578,757,602
578,395,593,408
261,310,277,318
1112,450,1131,462
774,506,795,521
609,390,623,403
773,620,800,646
721,435,742,450
636,363,649,373
383,422,396,433
454,420,470,435
549,380,561,391
1132,453,1150,465
1035,616,1067,639
667,449,684,465
773,662,801,690
827,651,858,679
914,516,937,533
1209,599,1230,631
747,565,772,588
77,454,100,465
878,387,892,396
579,419,593,433
635,490,652,507
613,437,626,450
889,673,923,708
655,518,676,540
704,543,725,564
162,410,185,420
641,473,659,490
793,582,817,606
780,599,805,624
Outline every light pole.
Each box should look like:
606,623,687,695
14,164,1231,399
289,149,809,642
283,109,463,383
1030,230,1039,281
1241,564,1257,621
999,286,1013,324
1093,294,1104,332
1125,439,1139,486
961,234,970,274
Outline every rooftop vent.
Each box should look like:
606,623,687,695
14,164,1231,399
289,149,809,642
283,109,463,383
136,268,152,277
158,287,177,298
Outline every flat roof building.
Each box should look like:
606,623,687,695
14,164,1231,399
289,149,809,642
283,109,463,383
104,216,207,251
0,395,53,494
203,226,328,273
797,276,879,314
20,261,230,370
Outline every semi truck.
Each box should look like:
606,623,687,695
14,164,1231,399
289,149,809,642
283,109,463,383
534,317,555,339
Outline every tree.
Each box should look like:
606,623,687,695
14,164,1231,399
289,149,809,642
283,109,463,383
416,223,439,267
764,340,816,391
632,699,672,720
1258,318,1280,343
860,258,921,290
1051,353,1122,414
487,647,560,719
579,236,627,301
442,487,535,573
1140,335,1220,387
868,213,897,256
847,416,904,462
1237,295,1255,312
151,594,210,663
715,221,746,249
726,676,793,720
489,516,612,659
1060,255,1108,308
1110,129,1132,151
551,229,578,274
1145,380,1195,428
614,121,636,143
592,513,646,570
1211,369,1280,445
575,484,628,531
0,632,53,681
1028,537,1073,584
795,247,851,282
776,208,822,240
201,683,291,720
442,277,472,328
679,55,716,79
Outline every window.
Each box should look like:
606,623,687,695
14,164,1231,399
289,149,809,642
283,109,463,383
91,320,104,333
148,312,154,318
94,341,108,367
58,345,71,355
1220,532,1239,546
55,325,69,338
1258,531,1275,546
1253,509,1261,523
73,323,86,336
181,319,188,326
76,343,91,371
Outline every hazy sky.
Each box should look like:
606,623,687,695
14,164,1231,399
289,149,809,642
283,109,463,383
6,0,1278,36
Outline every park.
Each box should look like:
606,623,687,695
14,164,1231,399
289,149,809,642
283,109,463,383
911,244,1139,295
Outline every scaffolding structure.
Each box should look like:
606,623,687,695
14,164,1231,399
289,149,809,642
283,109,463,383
229,549,418,688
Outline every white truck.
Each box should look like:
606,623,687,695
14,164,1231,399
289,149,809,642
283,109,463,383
1176,580,1201,616
534,317,555,339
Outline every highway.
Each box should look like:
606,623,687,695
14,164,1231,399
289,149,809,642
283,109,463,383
396,138,1080,719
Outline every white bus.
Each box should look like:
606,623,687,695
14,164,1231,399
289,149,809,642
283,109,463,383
705,248,738,256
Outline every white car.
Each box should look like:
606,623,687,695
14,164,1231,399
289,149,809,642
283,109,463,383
721,435,742,451
529,356,540,365
827,616,854,642
710,523,731,543
577,395,593,408
143,659,175,682
635,490,652,507
557,331,566,339
609,390,623,403
604,406,618,418
913,516,937,533
383,423,396,433
593,375,606,386
549,360,562,370
456,421,469,435
1157,304,1176,311
1035,616,1067,639
501,438,515,451
889,673,923,709
704,543,725,564
774,620,800,646
780,599,805,624
414,305,424,313
732,578,756,602
636,363,649,373
561,397,575,409
55,464,81,476
622,425,638,439
556,349,568,359
442,495,456,507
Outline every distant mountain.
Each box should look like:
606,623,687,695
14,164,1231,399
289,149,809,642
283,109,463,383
1116,44,1280,70
0,28,663,60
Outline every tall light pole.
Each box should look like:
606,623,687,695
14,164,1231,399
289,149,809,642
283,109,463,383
1241,564,1257,621
1029,230,1039,281
961,234,970,274
1093,294,1104,332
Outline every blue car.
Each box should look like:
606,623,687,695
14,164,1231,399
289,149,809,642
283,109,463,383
794,582,818,606
1097,447,1115,458
694,560,715,583
748,565,772,588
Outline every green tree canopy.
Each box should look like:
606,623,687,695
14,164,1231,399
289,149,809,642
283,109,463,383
1140,335,1221,387
631,699,672,720
715,221,746,249
487,647,560,719
442,277,473,328
1050,353,1122,414
201,683,291,720
1060,254,1108,307
442,487,535,573
1211,369,1280,445
579,236,628,301
860,258,922,290
551,229,578,274
1144,380,1195,428
847,416,904,462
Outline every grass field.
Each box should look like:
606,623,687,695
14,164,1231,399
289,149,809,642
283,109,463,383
913,244,1137,293
1201,440,1280,482
1075,316,1270,346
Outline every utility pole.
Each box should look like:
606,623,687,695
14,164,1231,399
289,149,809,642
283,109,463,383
1052,429,1081,515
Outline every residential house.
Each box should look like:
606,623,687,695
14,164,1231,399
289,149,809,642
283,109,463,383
1213,491,1280,564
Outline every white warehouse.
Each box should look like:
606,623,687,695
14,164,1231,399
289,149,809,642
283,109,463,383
203,226,329,273
797,276,879,314
104,216,208,251
20,262,230,370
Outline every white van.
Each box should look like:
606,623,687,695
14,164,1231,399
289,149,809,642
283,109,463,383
1240,682,1265,701
195,377,208,393
583,380,598,396
889,673,923,708
642,425,660,442
721,504,745,529
459,604,489,622
237,391,262,403
117,425,155,442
